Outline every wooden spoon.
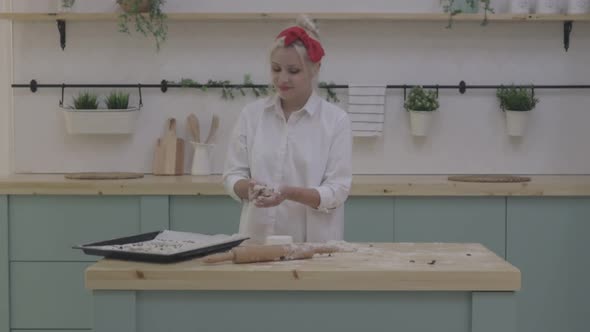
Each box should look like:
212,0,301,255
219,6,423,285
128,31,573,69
187,113,200,143
204,114,219,144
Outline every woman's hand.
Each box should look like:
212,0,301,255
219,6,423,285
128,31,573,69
247,180,276,201
247,180,263,201
254,186,287,208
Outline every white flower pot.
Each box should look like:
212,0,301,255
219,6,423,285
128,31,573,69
448,0,481,13
408,110,434,137
505,110,529,136
536,0,561,13
511,0,531,13
58,0,76,12
567,0,589,13
62,107,140,135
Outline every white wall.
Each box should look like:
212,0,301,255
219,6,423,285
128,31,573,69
0,0,12,175
7,0,590,174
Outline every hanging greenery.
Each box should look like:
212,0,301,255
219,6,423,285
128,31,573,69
440,0,494,28
117,0,168,51
171,75,341,102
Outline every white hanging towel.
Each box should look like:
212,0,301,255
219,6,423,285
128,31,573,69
347,84,387,137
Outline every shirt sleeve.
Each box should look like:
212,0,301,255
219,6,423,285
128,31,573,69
222,109,250,202
312,114,353,213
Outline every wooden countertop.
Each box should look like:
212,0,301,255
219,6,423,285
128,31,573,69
1,174,590,196
84,243,521,291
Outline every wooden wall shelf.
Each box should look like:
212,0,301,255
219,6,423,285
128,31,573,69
0,12,585,50
0,12,589,22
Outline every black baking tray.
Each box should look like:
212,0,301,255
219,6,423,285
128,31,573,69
72,231,249,263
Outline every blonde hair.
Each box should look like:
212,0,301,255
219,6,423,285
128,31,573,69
269,14,322,84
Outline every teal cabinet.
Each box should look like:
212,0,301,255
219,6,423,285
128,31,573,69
6,196,142,330
0,195,588,332
1,196,8,332
9,196,141,261
170,196,241,234
394,197,506,258
507,197,590,332
344,197,394,242
11,262,93,329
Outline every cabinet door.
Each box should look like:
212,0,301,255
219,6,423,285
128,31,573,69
507,197,590,332
9,196,140,261
11,262,93,329
1,196,7,332
170,196,241,235
394,197,506,258
344,197,394,242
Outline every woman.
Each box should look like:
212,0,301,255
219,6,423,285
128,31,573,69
222,15,352,244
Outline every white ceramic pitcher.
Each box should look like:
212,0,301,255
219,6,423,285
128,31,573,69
190,142,214,175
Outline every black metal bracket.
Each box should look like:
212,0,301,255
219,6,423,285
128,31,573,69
57,20,66,51
403,84,407,101
564,21,573,52
160,79,168,93
59,83,65,107
138,84,143,107
459,80,467,94
29,79,38,93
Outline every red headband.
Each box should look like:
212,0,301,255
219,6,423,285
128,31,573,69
276,26,325,63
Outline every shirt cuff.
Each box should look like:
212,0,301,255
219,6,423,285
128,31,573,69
312,186,333,213
224,175,248,203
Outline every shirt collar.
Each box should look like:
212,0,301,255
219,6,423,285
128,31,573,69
263,91,322,116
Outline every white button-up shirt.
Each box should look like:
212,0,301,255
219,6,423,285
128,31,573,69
222,91,352,243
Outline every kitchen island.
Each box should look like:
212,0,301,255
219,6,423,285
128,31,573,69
85,242,520,332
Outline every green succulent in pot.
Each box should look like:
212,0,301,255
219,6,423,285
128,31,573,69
105,90,131,110
496,85,539,137
404,86,440,137
496,85,539,112
404,86,440,112
71,91,99,110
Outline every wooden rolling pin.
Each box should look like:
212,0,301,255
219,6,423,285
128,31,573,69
202,244,340,264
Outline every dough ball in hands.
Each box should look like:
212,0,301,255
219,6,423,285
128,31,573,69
252,184,275,198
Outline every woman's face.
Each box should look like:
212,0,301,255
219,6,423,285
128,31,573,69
271,47,316,104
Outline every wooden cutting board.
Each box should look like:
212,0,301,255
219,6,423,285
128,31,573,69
153,118,184,175
64,172,144,180
448,175,531,183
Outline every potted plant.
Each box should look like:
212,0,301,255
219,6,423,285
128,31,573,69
440,0,494,28
62,90,140,135
117,0,167,51
404,86,440,137
496,85,539,137
58,0,76,13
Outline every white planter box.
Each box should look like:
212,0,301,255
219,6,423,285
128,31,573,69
505,110,530,137
408,110,434,137
62,107,140,135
